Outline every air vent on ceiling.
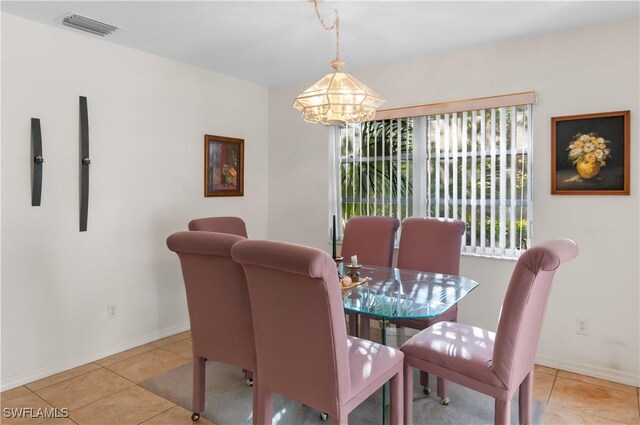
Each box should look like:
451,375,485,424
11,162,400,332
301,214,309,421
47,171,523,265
62,14,118,37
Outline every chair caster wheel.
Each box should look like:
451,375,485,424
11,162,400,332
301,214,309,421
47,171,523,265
191,412,200,422
320,412,328,421
423,386,431,395
246,378,254,387
441,398,450,406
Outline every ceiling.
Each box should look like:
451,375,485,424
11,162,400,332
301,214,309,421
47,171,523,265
2,1,638,87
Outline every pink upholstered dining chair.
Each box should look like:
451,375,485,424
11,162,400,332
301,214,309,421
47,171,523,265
401,239,578,425
188,215,253,383
167,231,257,423
232,239,404,425
340,216,400,336
392,217,465,399
341,216,400,268
188,216,248,237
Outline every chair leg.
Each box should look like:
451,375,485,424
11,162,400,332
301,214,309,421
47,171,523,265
347,312,359,336
519,371,533,425
251,376,260,425
403,364,414,425
389,370,403,425
495,398,511,425
359,317,371,340
395,325,405,348
192,356,206,416
330,412,348,425
419,371,430,394
437,377,449,405
437,313,458,402
254,382,273,425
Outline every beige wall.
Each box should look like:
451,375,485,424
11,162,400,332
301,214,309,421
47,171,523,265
268,19,640,385
1,13,269,389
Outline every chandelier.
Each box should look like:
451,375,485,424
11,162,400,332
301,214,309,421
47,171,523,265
293,1,385,125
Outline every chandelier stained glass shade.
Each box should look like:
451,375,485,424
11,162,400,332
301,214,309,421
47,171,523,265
293,61,385,125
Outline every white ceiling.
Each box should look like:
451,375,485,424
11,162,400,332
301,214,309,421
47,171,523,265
2,1,638,87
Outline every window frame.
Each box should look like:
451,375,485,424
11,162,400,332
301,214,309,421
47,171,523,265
330,92,535,260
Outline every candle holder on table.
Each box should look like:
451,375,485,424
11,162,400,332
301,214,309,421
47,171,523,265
345,264,361,281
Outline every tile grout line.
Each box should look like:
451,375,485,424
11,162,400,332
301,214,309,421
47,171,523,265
547,403,630,425
547,378,640,424
156,346,193,360
1,385,35,403
69,384,178,424
33,372,137,416
149,334,191,349
99,363,146,387
534,369,558,378
66,385,145,418
544,372,557,405
94,332,190,367
94,345,158,368
102,344,190,373
26,363,105,393
135,404,179,425
556,374,638,397
28,390,80,425
67,387,134,424
101,351,191,387
101,348,172,374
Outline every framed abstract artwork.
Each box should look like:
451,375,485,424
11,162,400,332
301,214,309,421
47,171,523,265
204,134,244,197
551,110,629,195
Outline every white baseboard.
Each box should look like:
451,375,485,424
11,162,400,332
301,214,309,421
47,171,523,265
535,355,640,387
0,322,190,392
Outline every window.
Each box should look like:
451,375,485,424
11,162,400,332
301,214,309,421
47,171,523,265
330,93,533,259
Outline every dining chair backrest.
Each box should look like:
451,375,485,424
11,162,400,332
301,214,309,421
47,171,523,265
188,216,248,237
166,231,255,369
341,216,400,267
231,240,350,414
493,238,578,389
397,218,465,275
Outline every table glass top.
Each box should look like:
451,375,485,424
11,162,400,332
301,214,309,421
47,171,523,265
340,264,479,320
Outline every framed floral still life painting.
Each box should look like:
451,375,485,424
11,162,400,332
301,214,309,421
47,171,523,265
204,134,244,197
551,111,629,195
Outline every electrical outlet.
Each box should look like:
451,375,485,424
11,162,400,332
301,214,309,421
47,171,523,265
107,304,118,320
576,318,588,335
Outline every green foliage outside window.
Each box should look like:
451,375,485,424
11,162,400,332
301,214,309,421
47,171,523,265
339,118,413,222
338,106,530,253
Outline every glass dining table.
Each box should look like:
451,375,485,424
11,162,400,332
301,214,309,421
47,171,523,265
339,264,479,424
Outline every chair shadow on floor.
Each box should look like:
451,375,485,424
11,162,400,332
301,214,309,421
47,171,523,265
140,361,545,425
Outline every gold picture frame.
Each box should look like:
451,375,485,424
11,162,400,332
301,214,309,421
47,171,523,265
204,134,244,197
551,110,629,195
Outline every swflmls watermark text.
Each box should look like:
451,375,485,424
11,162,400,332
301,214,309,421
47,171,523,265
3,407,69,419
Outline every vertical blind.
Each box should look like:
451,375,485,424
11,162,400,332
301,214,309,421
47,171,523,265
331,95,533,259
425,105,532,257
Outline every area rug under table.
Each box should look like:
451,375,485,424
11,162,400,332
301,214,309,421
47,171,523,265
140,361,545,425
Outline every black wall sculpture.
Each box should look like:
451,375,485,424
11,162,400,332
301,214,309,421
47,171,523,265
79,96,90,232
31,118,44,206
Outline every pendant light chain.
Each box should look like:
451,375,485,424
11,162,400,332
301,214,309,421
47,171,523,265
313,0,340,62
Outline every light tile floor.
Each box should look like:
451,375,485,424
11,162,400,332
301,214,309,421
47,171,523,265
2,329,639,425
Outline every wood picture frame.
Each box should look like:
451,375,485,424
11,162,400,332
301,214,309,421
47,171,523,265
551,110,630,195
204,134,244,197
